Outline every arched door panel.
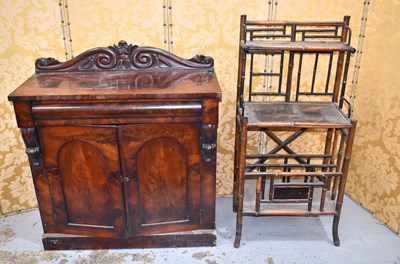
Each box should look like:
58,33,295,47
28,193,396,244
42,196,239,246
121,123,201,235
39,125,125,238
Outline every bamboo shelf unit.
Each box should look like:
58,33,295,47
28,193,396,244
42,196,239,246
233,15,357,248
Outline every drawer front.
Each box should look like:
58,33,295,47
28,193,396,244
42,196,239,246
32,100,202,119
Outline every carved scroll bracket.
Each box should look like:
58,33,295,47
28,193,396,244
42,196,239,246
201,124,217,165
35,40,214,73
21,128,42,167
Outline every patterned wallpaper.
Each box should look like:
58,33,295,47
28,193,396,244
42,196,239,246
0,1,63,214
0,0,399,235
346,0,400,236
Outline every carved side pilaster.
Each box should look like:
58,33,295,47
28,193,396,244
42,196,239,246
201,124,217,165
20,128,41,167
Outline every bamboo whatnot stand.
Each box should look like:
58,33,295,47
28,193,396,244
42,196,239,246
233,15,357,248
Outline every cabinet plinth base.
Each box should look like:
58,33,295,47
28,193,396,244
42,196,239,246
42,230,217,250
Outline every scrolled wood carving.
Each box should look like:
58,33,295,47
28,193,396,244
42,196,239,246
201,124,217,165
35,40,214,73
20,128,41,167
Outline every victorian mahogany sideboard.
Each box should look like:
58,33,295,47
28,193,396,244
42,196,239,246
8,41,221,250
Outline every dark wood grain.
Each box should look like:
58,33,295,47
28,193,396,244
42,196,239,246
39,125,125,238
35,40,213,72
121,123,202,236
42,230,216,250
8,70,220,102
8,42,220,249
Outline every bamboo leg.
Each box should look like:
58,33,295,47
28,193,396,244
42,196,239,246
332,130,345,200
320,129,334,211
332,120,357,246
261,176,266,199
327,130,340,192
255,176,262,212
234,16,247,212
233,115,240,212
269,173,275,201
320,175,328,212
234,117,248,248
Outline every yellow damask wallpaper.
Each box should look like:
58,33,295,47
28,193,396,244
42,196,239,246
0,0,399,235
0,1,64,214
346,0,400,235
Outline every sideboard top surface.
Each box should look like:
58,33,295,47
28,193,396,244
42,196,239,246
8,69,221,101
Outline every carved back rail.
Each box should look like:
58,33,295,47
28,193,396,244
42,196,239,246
35,40,214,73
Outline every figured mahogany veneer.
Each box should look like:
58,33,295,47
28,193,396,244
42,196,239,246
8,41,221,250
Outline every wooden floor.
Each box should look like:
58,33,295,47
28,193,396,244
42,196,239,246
0,196,399,264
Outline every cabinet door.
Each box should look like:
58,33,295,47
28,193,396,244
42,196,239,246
39,125,126,238
121,123,201,235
